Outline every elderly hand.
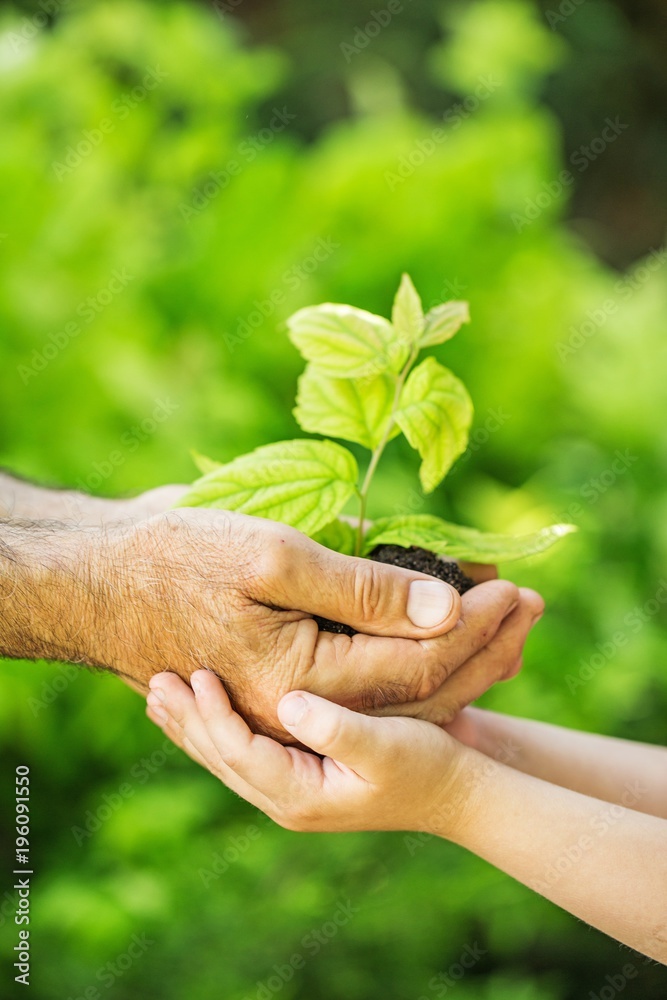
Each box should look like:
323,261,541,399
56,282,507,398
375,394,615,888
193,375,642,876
133,510,543,738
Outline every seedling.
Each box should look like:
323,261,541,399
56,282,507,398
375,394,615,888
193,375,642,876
177,275,574,566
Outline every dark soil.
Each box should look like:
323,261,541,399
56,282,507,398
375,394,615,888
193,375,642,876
315,544,476,636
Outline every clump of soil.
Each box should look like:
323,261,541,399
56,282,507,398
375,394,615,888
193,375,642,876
315,544,476,636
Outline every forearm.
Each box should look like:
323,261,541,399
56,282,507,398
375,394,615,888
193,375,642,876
0,471,122,526
465,708,667,818
0,520,147,692
0,471,187,527
0,516,201,692
0,519,107,665
444,748,667,962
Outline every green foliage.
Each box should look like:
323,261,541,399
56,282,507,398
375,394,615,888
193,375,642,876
176,438,358,536
394,355,472,492
190,451,222,476
362,516,577,562
287,302,406,378
179,275,571,560
294,367,398,450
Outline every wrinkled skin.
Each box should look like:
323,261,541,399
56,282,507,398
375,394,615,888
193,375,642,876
104,508,544,740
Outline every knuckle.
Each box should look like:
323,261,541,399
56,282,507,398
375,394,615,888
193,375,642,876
352,561,386,621
165,696,186,728
254,524,299,586
317,715,346,757
270,792,317,832
412,656,446,701
519,587,545,618
506,656,523,679
415,642,456,697
491,579,520,610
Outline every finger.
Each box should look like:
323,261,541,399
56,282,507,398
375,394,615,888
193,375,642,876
277,690,407,779
148,672,274,807
458,560,498,584
254,524,462,639
375,587,545,724
306,579,520,710
148,673,226,769
146,704,210,770
188,670,318,813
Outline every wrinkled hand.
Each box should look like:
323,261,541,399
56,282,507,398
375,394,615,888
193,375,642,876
117,509,544,739
146,671,471,838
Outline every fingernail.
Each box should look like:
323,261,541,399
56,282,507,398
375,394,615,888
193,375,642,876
407,580,455,629
278,693,308,728
191,675,202,697
147,692,165,711
149,686,166,704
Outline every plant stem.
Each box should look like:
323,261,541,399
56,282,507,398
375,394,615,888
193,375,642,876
354,346,419,556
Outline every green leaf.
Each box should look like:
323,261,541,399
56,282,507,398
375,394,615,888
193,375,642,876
395,357,473,493
420,300,470,348
287,303,409,379
191,450,222,475
294,364,399,450
392,273,424,345
175,439,359,537
312,518,357,555
362,514,577,562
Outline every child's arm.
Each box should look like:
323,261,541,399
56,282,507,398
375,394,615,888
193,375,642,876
148,670,667,965
448,708,667,818
447,747,667,963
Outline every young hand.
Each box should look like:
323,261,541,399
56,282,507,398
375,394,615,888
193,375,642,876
146,670,472,838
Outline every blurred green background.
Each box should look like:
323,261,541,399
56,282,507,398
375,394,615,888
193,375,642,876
1,0,666,997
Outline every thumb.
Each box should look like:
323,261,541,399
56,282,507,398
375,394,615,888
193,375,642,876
275,532,461,639
277,691,391,775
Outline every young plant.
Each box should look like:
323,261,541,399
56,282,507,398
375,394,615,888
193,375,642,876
176,275,574,563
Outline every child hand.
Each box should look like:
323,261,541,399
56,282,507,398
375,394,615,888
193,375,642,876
147,670,472,838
